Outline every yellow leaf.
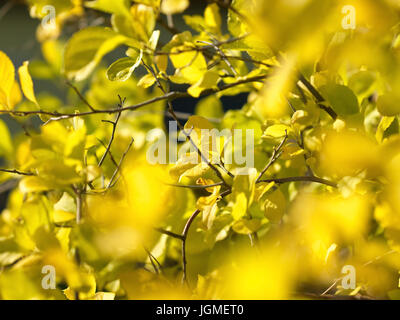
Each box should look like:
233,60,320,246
161,0,189,15
188,71,219,98
18,61,38,105
8,80,22,109
263,124,292,138
376,116,395,143
0,50,15,109
185,115,214,131
155,55,168,72
137,73,156,88
232,218,261,235
204,3,221,31
254,57,296,119
263,188,286,223
231,192,248,220
89,292,116,300
19,176,56,193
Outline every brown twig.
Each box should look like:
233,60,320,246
256,131,288,183
66,80,97,112
0,1,13,21
98,95,125,167
154,227,184,241
258,176,337,188
0,168,34,176
106,137,134,189
181,209,201,285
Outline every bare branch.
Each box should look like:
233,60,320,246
0,168,34,176
181,209,201,285
257,175,337,188
66,80,97,112
298,73,337,120
96,138,119,168
98,96,125,167
106,137,134,189
256,131,288,183
197,40,238,76
0,1,14,21
165,182,225,189
154,227,184,241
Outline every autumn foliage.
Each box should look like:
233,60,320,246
0,0,400,300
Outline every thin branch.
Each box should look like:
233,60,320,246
144,247,161,274
256,131,288,183
0,168,34,176
96,138,119,167
106,137,134,189
213,53,338,120
298,74,337,120
154,227,184,241
181,209,201,285
258,175,337,188
298,292,375,300
165,182,224,189
98,95,125,167
197,40,238,76
0,1,14,21
66,80,97,112
156,187,233,287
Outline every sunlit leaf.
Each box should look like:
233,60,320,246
18,61,38,105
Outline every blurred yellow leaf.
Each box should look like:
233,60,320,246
0,50,15,109
161,0,189,15
18,61,38,106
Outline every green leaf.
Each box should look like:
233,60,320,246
106,53,143,82
64,27,130,81
319,84,359,115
